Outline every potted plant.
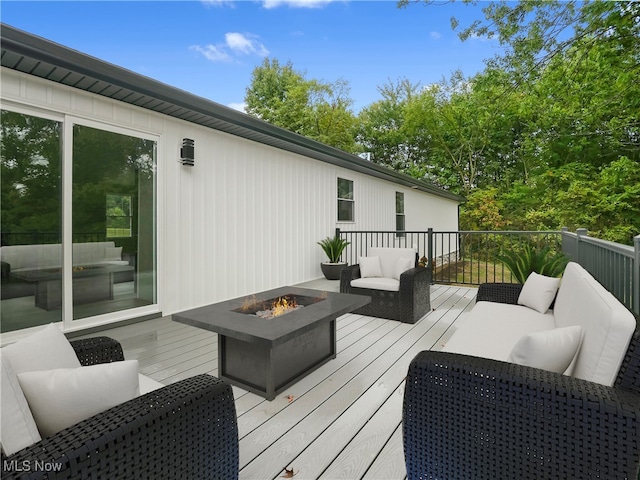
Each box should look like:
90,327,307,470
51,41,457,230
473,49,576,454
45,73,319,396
497,244,570,284
318,235,350,280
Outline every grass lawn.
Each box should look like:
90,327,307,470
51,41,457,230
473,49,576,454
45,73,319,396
433,258,515,285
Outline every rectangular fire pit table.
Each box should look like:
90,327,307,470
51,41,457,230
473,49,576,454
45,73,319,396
173,286,370,400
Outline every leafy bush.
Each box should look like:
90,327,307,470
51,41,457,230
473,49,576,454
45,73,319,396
497,245,569,284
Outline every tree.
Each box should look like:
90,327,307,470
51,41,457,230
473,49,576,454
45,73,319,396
355,78,425,174
395,0,639,242
245,58,357,152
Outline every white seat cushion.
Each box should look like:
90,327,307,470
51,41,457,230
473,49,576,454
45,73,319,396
351,277,400,292
442,302,556,362
139,373,164,394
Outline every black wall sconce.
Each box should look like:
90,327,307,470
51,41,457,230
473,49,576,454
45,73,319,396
180,138,195,166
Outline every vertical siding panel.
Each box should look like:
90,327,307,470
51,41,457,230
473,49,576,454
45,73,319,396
2,68,461,322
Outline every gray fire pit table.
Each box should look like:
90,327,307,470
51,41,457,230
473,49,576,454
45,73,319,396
173,286,370,400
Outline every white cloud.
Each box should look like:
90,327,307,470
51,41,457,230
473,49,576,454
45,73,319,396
189,44,231,62
262,0,335,9
228,102,247,112
201,0,235,7
191,32,269,63
430,31,442,40
225,32,269,56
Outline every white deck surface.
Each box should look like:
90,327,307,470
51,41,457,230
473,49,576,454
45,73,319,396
79,282,478,480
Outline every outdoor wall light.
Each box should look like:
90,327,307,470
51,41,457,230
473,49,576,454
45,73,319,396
180,138,195,166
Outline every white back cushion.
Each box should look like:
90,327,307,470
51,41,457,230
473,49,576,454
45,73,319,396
18,361,140,437
1,323,81,455
359,256,382,278
0,351,41,456
518,272,561,314
554,262,636,386
508,326,583,374
2,323,81,375
369,248,416,279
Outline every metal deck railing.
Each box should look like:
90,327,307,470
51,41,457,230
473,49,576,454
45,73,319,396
337,228,640,315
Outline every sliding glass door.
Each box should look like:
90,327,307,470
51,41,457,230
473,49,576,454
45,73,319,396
1,110,63,331
71,124,156,320
1,109,157,332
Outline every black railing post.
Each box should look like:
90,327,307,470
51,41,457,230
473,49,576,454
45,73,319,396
634,234,640,315
427,228,433,274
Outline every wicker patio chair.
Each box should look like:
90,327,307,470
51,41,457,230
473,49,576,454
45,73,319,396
1,336,239,479
339,252,431,324
403,283,640,480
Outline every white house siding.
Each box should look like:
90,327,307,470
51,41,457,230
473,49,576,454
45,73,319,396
1,68,459,321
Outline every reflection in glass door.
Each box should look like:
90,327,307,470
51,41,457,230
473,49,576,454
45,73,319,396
1,110,157,333
72,124,156,320
1,111,63,332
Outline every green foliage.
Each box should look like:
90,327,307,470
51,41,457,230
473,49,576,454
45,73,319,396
317,236,350,263
242,2,640,245
245,58,357,152
497,245,570,284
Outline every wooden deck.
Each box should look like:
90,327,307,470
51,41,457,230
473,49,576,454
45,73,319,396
79,283,478,480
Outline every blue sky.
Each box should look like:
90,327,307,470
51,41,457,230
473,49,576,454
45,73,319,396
1,1,504,112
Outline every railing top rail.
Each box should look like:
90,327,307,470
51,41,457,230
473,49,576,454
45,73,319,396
577,235,635,257
338,230,562,235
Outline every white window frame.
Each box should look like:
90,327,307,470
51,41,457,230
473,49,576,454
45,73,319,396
337,177,355,223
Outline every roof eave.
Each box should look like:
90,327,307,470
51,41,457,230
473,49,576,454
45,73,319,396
0,23,465,203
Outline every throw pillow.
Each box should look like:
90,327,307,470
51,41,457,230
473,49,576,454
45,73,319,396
2,323,81,375
0,351,42,456
359,256,382,278
508,325,583,374
105,246,123,261
17,360,140,438
518,272,562,314
393,257,414,280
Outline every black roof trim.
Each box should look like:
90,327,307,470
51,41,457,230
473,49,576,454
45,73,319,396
0,23,464,202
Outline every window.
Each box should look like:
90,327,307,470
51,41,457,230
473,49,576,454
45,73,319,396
106,194,132,238
337,178,354,222
396,192,405,237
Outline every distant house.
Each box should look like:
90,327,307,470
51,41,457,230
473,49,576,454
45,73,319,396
0,24,463,340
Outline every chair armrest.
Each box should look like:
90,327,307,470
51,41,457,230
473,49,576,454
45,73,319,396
615,321,640,394
403,351,640,480
1,374,239,479
396,267,432,323
339,264,361,293
70,336,125,365
476,282,522,304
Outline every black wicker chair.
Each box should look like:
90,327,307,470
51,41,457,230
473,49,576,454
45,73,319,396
403,283,640,480
1,337,239,479
339,259,431,324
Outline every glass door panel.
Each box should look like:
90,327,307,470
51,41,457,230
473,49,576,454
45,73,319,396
1,111,63,332
71,124,156,320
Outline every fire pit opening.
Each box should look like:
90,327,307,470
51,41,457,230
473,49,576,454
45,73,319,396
233,293,326,319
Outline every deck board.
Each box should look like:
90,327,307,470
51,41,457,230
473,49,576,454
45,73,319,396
76,283,478,479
